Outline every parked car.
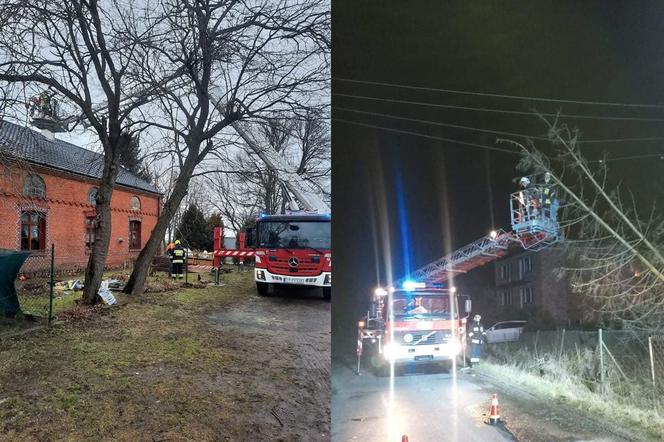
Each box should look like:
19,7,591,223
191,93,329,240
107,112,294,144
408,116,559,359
485,320,527,343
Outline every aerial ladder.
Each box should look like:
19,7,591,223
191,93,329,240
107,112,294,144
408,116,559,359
401,184,560,285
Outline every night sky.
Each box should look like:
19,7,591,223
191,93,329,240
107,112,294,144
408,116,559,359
331,1,664,362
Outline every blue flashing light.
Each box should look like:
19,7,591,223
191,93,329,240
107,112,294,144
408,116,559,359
259,213,267,219
402,280,426,291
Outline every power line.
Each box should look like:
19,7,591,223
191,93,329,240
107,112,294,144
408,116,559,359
333,118,521,155
335,118,664,163
334,77,664,109
591,153,664,163
334,106,664,144
333,93,664,122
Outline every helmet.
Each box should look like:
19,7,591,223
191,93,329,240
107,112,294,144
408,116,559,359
519,177,530,187
175,239,181,245
474,314,481,322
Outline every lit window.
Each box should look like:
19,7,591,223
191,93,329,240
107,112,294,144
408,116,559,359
130,196,141,211
129,220,141,249
87,188,98,205
21,211,46,251
23,174,46,199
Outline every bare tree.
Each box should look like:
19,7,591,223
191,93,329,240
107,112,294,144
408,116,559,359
123,0,329,295
0,0,158,304
502,116,664,331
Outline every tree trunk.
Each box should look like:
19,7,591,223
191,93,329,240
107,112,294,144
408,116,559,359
81,157,120,305
124,156,197,296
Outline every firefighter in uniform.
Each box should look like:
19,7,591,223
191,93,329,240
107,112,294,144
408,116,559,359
169,240,186,279
540,172,556,221
468,314,487,367
166,241,176,276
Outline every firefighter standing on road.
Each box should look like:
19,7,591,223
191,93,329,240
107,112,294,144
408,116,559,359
468,314,487,367
169,240,186,279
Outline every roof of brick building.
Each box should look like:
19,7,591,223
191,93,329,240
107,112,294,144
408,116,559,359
0,120,159,194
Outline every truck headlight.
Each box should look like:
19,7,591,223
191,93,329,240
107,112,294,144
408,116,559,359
446,341,461,356
403,333,413,343
383,343,398,360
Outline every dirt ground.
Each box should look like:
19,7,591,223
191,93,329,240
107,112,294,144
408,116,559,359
0,272,330,441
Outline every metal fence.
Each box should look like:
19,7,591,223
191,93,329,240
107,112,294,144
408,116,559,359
4,244,135,327
486,328,663,409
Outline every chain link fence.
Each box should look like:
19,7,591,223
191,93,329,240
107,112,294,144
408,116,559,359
2,244,140,329
648,336,664,409
487,328,661,410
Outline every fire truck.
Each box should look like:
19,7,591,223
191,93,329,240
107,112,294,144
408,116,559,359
356,179,560,374
249,212,331,299
357,282,472,372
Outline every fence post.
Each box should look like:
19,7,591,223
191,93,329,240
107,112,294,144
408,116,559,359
48,243,55,326
599,328,605,394
559,328,566,359
649,336,657,409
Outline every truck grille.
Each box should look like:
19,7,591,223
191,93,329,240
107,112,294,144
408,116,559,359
395,330,451,345
268,256,322,276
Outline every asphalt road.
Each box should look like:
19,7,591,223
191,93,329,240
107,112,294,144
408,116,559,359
332,359,514,442
332,353,641,442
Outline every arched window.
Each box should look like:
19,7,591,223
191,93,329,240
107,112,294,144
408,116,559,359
87,187,98,205
130,196,141,211
23,174,46,199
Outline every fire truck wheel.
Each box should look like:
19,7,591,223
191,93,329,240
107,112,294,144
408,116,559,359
256,282,271,296
323,287,331,301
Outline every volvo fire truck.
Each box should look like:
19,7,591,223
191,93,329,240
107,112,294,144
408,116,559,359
357,282,471,372
356,179,561,374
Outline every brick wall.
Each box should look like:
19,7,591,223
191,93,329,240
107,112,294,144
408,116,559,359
493,248,570,324
0,162,160,273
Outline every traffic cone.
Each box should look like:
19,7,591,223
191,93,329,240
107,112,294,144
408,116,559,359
401,436,409,442
489,393,500,425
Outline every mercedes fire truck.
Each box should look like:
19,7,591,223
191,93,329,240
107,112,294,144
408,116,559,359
249,212,331,300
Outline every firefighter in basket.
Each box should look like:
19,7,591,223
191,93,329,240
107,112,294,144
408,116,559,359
540,172,557,221
517,176,540,223
468,314,487,367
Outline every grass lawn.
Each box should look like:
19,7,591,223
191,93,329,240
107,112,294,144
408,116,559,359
0,272,255,441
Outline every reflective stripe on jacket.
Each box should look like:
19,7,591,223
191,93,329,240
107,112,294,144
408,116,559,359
170,247,186,264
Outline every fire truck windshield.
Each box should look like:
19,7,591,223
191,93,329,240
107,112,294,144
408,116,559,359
391,292,456,320
257,220,331,250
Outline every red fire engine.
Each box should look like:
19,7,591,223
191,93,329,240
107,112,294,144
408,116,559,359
250,212,331,299
213,212,331,300
356,179,560,373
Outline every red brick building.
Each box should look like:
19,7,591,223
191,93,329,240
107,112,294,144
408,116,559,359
0,121,161,273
